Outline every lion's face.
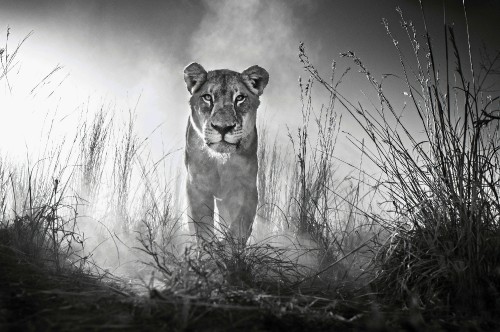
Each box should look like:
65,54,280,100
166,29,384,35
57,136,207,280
184,63,269,155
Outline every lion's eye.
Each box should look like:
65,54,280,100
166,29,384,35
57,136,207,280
202,94,212,102
235,95,246,103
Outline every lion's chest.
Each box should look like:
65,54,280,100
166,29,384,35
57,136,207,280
185,118,258,197
188,152,256,192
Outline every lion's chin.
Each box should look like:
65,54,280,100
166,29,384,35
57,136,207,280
207,141,239,154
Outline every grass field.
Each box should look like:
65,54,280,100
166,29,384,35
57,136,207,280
1,5,499,331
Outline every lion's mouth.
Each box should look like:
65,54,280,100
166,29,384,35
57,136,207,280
207,140,239,146
206,140,240,152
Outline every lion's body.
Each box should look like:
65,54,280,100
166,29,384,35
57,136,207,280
183,63,269,244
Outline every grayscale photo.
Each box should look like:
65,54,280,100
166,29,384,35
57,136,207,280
0,0,499,330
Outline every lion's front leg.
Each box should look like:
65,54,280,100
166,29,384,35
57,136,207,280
217,183,257,245
186,182,215,243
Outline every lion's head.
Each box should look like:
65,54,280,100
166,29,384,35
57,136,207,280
184,63,269,155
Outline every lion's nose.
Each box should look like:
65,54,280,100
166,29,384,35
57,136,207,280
211,123,236,136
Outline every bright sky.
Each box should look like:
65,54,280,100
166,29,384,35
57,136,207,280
0,0,498,164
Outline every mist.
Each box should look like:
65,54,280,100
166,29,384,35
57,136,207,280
0,0,407,274
188,0,315,134
0,0,313,277
1,0,497,277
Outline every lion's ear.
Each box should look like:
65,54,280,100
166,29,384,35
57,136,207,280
241,65,269,96
184,63,207,94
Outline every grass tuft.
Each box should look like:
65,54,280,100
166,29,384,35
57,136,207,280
299,4,500,310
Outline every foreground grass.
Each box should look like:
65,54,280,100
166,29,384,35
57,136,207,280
3,228,497,331
298,1,500,309
0,231,364,331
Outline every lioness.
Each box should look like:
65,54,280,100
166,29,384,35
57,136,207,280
183,62,269,245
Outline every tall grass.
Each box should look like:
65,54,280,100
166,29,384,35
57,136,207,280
0,29,85,272
299,4,500,309
0,29,184,277
0,124,85,272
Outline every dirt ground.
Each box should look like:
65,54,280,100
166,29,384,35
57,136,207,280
0,243,355,331
1,240,498,331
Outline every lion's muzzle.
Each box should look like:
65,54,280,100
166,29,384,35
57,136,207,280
204,121,243,153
